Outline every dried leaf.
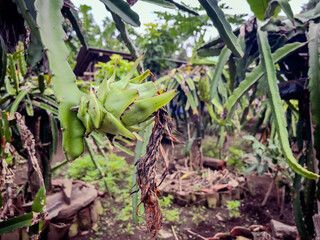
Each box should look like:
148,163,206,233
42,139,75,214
136,108,174,238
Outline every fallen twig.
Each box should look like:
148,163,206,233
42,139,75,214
171,226,179,240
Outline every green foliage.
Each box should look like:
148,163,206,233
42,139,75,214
68,153,129,194
94,54,135,82
202,141,220,158
302,0,320,11
202,140,245,172
226,200,240,218
159,195,180,223
243,136,282,175
159,194,174,208
0,186,46,235
137,23,178,75
154,7,211,46
264,0,295,23
0,213,33,235
191,212,206,226
189,206,206,226
77,5,123,51
226,146,245,172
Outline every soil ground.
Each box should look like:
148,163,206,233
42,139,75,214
11,122,296,240
72,140,295,240
74,174,294,240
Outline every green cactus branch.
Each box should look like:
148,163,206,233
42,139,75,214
35,0,85,160
13,0,41,43
111,12,144,71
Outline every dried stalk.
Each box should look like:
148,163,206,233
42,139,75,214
136,108,174,238
14,113,45,193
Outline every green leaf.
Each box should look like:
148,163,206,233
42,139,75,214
10,89,28,114
24,185,46,235
100,0,140,27
0,213,33,235
307,23,320,167
4,77,16,96
113,141,134,156
247,0,270,20
257,29,318,180
7,54,19,93
26,102,34,117
265,0,295,23
198,0,243,58
31,101,59,116
32,185,46,213
2,112,11,142
21,0,43,67
90,132,113,151
185,78,195,91
224,42,306,119
185,92,197,112
292,157,309,239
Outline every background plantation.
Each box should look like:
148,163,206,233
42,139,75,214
1,0,320,239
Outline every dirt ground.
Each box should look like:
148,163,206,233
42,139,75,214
73,174,294,240
10,124,296,240
72,140,295,240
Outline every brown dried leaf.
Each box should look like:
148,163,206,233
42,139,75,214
136,108,174,238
